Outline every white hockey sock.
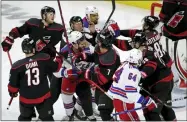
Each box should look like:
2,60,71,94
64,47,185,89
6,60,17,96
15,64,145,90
61,93,74,116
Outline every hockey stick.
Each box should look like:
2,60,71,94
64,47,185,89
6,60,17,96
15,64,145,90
167,96,187,104
102,0,116,30
111,105,147,116
112,95,187,116
140,86,185,108
7,51,12,66
57,0,75,69
86,79,113,100
6,51,14,110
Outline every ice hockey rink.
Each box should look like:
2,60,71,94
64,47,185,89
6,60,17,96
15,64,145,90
1,1,187,121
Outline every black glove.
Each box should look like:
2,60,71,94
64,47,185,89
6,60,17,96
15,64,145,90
9,92,18,98
1,36,14,52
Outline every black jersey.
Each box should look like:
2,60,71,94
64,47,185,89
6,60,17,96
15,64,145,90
8,53,61,105
9,18,65,57
159,0,187,40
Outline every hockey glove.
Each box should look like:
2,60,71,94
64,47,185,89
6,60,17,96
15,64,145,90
61,67,79,80
107,20,120,37
137,96,157,111
36,39,46,51
9,91,18,98
1,36,14,52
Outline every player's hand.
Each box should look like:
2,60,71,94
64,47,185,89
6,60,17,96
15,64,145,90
9,92,18,98
1,36,14,52
141,96,157,111
61,67,79,80
73,52,87,64
84,64,99,79
107,20,120,37
36,39,46,51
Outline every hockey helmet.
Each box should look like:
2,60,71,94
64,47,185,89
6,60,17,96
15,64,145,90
69,16,83,29
41,6,55,19
22,38,35,54
85,6,98,17
132,31,147,48
96,30,114,48
126,48,143,66
143,16,160,31
68,31,85,44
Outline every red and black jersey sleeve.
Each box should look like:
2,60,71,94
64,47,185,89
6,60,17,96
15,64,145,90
113,39,132,51
120,29,142,39
141,60,158,78
9,18,35,39
8,68,20,93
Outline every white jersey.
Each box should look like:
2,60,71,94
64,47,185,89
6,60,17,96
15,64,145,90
108,62,142,104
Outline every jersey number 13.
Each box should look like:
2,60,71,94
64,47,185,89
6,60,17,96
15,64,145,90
26,68,40,86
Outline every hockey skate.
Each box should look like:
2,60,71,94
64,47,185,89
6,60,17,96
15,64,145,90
92,103,100,116
87,115,97,121
74,109,87,120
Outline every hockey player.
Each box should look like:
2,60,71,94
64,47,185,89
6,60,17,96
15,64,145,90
132,32,177,121
69,16,96,48
76,30,121,121
82,6,101,46
69,16,100,116
1,6,66,106
158,0,187,41
7,38,64,121
108,49,157,121
54,31,96,121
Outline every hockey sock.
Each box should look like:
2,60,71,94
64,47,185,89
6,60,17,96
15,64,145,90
61,93,74,116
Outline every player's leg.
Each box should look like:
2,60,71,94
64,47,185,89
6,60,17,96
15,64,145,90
91,86,100,116
18,102,34,121
161,80,177,121
144,81,174,121
61,78,76,121
98,93,114,121
50,75,62,105
113,99,140,121
36,98,54,121
76,81,96,120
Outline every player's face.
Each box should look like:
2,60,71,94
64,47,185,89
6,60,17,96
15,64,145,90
72,43,79,50
78,40,88,49
89,13,99,24
45,12,55,24
142,23,149,31
73,22,83,32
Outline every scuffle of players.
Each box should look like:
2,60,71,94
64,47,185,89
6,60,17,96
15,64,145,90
1,1,185,120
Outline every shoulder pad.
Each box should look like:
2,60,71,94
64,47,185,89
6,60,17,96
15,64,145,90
26,18,41,26
99,49,117,65
11,53,50,69
48,23,64,31
12,59,26,69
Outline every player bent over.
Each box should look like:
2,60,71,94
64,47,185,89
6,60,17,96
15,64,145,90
7,38,63,121
108,49,157,121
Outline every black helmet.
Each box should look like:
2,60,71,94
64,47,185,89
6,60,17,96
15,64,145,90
69,16,83,30
143,16,159,31
41,6,55,19
133,31,147,46
22,38,35,54
96,30,114,48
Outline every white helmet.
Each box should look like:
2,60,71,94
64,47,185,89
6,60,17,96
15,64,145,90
126,49,143,65
85,6,98,17
68,31,84,44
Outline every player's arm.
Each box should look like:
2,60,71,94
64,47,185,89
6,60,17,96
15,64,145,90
113,39,132,51
8,68,20,97
120,29,142,39
140,58,158,79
